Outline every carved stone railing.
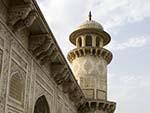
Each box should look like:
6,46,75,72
78,99,116,113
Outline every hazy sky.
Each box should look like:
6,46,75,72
37,0,150,113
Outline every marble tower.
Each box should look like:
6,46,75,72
68,12,116,113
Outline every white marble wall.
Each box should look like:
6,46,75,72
72,55,107,100
0,1,77,113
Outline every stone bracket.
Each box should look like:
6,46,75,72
7,3,38,31
29,34,58,65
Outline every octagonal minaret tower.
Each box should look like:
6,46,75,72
67,12,116,113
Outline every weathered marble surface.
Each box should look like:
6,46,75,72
0,1,83,113
67,12,116,113
72,55,107,100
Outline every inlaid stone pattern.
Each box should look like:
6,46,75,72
72,56,107,87
72,55,107,99
72,56,107,77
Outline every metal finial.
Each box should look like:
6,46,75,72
89,11,92,21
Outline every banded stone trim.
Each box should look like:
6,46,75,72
78,99,116,113
67,47,113,64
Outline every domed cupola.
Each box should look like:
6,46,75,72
69,11,111,47
78,20,104,30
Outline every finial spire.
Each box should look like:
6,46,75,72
89,11,92,21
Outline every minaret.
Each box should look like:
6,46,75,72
68,12,116,113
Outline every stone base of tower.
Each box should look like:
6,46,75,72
78,99,116,113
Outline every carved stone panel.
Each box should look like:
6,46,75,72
96,90,106,100
11,37,31,62
7,105,23,113
9,59,26,107
11,49,27,70
9,73,24,101
35,74,54,96
35,81,45,98
80,77,95,89
82,89,94,99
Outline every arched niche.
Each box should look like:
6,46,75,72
85,35,92,46
96,37,100,47
9,72,25,102
76,37,82,47
34,95,50,113
96,37,103,47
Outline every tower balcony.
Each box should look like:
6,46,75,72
78,99,116,113
67,46,113,64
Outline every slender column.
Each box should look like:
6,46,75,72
92,35,96,47
76,37,80,47
81,35,86,47
99,38,103,47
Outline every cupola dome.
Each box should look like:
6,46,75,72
69,12,111,46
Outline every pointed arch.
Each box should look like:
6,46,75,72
34,95,50,113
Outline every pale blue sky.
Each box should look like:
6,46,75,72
37,0,150,113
